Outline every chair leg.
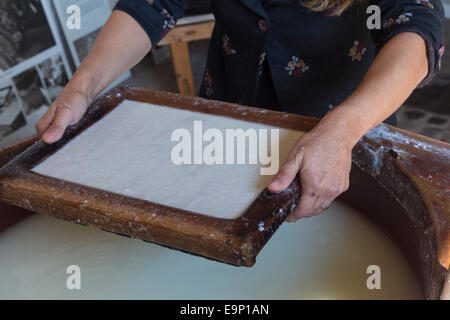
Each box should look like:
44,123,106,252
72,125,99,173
169,41,195,96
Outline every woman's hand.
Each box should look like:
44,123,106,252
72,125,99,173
36,88,90,144
267,32,429,221
36,10,152,144
268,118,354,221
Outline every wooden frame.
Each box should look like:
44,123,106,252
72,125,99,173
0,86,449,299
0,87,311,267
0,136,37,232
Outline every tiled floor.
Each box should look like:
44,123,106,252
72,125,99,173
397,106,450,142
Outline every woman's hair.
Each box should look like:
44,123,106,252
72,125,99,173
301,0,357,16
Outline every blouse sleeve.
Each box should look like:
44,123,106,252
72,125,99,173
371,0,445,86
114,0,188,46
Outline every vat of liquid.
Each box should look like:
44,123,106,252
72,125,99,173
0,201,422,299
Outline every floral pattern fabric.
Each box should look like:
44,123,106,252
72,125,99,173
160,8,176,38
222,35,237,55
115,0,444,122
203,68,214,98
348,41,366,62
383,12,413,29
285,56,309,77
416,0,434,9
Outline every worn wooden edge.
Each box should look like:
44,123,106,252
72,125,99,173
353,125,449,299
0,86,448,299
363,124,450,270
0,138,38,233
0,135,39,158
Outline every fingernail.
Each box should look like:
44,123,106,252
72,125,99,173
270,179,280,187
46,130,58,137
285,216,295,223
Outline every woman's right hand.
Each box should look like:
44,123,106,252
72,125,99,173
36,88,90,144
36,9,152,144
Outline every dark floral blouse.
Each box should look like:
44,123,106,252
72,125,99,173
115,0,445,124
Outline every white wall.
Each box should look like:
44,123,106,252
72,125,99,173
108,0,119,10
444,0,450,18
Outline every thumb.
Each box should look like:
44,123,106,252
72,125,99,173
42,106,74,144
268,150,304,193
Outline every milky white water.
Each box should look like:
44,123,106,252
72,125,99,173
0,201,422,299
32,100,303,219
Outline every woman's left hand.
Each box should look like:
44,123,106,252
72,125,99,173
266,31,430,221
267,120,355,221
